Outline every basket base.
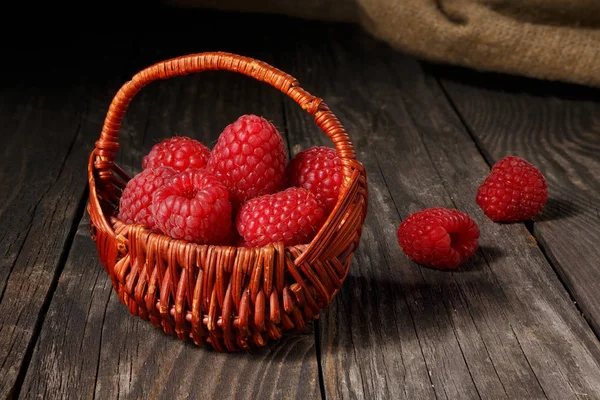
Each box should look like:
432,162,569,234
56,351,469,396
115,281,319,352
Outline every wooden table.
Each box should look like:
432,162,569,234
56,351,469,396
2,8,600,400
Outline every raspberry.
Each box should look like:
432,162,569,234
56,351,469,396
118,166,176,232
207,115,287,208
397,208,480,270
142,136,211,172
476,156,548,222
152,169,232,244
287,146,343,214
236,187,325,247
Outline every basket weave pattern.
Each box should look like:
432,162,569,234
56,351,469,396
87,52,368,352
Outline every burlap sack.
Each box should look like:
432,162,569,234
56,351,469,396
163,0,600,87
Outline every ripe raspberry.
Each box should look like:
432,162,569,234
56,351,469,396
236,187,325,247
207,115,287,208
152,169,232,244
118,166,176,232
287,146,343,214
142,136,211,172
397,208,480,270
476,156,548,222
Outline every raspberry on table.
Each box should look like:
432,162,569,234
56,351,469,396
397,207,480,270
236,187,326,247
152,169,232,244
118,166,176,232
207,114,287,208
476,155,548,222
142,136,211,173
287,146,343,214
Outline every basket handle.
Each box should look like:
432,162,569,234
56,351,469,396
93,52,357,173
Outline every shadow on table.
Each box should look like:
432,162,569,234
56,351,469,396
534,197,581,222
316,246,509,353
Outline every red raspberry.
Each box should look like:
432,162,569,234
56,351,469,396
207,115,287,208
236,187,325,247
118,166,176,232
152,169,232,244
142,136,211,172
476,156,548,222
287,146,343,214
397,208,480,270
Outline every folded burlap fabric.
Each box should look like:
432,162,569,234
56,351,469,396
163,0,600,87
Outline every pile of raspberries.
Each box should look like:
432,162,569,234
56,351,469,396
118,114,343,248
118,113,549,272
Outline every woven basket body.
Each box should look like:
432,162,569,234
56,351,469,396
87,52,368,352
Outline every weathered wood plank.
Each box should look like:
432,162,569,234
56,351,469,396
278,20,600,400
435,67,600,338
0,38,135,399
20,16,320,400
18,215,115,400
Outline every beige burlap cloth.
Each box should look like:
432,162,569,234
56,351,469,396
164,0,600,87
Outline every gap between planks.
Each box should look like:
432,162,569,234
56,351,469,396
9,183,89,399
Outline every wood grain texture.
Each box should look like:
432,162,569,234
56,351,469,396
0,37,135,399
20,19,320,400
18,215,115,400
276,20,600,400
435,67,600,337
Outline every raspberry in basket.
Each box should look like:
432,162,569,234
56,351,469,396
142,136,211,172
152,169,232,244
476,155,548,222
118,166,176,232
207,114,287,208
236,187,325,247
287,146,342,214
397,208,480,270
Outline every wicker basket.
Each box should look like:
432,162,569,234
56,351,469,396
87,52,368,352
